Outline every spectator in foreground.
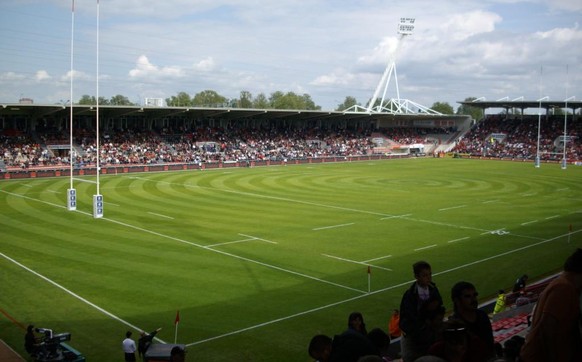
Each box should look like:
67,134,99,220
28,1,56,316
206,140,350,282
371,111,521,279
448,281,495,361
399,260,444,362
348,311,368,335
520,248,582,362
388,309,401,338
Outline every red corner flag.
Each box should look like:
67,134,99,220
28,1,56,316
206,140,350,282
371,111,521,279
174,310,180,343
367,266,371,293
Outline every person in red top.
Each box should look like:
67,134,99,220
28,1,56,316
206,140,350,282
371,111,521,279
388,309,401,339
520,248,582,362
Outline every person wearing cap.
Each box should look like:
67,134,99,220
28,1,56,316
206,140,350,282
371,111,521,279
520,249,582,362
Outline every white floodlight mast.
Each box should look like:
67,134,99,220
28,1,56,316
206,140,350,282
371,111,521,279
367,18,415,112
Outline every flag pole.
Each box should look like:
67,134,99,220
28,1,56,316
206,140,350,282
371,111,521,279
367,265,371,293
174,310,180,343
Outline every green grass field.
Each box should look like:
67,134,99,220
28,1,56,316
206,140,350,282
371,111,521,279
1,158,581,361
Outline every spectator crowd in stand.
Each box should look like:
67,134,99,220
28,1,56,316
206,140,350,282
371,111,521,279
0,126,453,170
1,113,580,170
452,114,581,161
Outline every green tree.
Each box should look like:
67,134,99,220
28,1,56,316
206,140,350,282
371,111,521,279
165,92,192,107
238,90,254,108
77,95,109,105
192,90,227,107
431,101,454,115
456,97,484,120
252,93,269,109
269,91,321,110
109,94,133,106
336,96,359,111
78,95,95,105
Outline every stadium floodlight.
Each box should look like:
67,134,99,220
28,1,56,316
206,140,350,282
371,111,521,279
562,96,575,170
398,18,415,35
367,18,415,112
535,96,549,168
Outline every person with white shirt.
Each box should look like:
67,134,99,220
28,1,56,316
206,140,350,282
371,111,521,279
122,331,137,362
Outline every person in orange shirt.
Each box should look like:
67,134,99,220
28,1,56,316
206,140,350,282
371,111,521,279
388,309,401,339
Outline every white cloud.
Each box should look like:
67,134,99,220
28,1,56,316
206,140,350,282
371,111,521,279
129,55,185,78
61,70,92,82
440,10,502,41
35,70,51,81
193,57,216,72
0,72,26,81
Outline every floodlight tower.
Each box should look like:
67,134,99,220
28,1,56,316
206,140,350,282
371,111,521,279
367,18,415,112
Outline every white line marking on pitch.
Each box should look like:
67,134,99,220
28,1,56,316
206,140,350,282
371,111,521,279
380,214,412,220
0,252,167,344
521,220,538,226
0,191,359,293
447,237,470,244
363,255,392,263
3,189,578,347
482,200,499,204
438,205,467,211
545,215,559,220
238,233,278,244
187,228,582,347
148,212,174,219
322,254,392,271
107,202,120,207
313,223,354,231
207,238,256,248
414,244,437,251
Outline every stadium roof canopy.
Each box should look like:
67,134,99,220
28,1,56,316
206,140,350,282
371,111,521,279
459,100,582,112
0,103,466,124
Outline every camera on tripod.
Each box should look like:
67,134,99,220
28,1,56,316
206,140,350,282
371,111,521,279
31,328,74,362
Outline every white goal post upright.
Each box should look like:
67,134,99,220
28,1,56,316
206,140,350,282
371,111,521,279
367,18,414,112
67,0,77,211
93,0,103,219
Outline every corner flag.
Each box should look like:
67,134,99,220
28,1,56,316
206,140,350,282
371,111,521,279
174,310,180,343
367,265,371,293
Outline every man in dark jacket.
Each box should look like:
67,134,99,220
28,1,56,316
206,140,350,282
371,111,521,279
137,327,161,359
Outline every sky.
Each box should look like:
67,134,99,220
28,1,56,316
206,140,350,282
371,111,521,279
0,0,581,112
